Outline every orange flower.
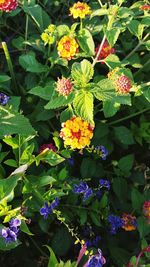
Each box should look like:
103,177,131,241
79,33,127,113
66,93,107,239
69,2,91,19
143,201,150,224
60,117,93,149
140,5,150,11
122,214,137,231
57,36,79,60
0,0,18,12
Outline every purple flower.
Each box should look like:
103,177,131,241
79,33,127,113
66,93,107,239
96,190,102,199
83,188,93,202
40,202,51,219
73,182,88,193
40,198,59,219
73,182,93,201
108,214,123,234
99,179,110,190
1,228,17,243
85,249,106,267
95,146,108,160
0,92,9,105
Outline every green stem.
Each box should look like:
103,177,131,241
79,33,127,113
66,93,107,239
28,236,48,258
2,42,19,95
134,59,150,78
108,108,150,126
80,18,83,31
124,33,149,60
25,9,29,51
18,134,21,167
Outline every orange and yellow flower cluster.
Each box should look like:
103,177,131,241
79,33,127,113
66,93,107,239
122,214,137,231
60,117,93,149
69,2,91,19
0,0,18,12
95,40,115,61
143,201,150,224
57,36,79,60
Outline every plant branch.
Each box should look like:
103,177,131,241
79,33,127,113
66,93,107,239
92,35,106,67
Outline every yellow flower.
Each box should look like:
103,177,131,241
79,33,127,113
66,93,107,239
41,24,56,45
57,35,79,60
60,117,93,149
69,2,92,19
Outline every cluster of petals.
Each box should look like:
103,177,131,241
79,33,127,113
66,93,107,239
143,201,150,224
56,77,73,96
57,35,79,60
69,1,91,19
60,117,93,149
95,40,115,61
140,5,150,10
0,0,18,12
121,213,137,231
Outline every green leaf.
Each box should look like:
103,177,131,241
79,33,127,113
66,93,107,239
112,177,128,200
57,25,70,38
118,154,134,172
4,159,18,168
23,4,50,31
128,20,144,40
29,83,55,100
103,101,120,118
60,106,74,123
113,126,134,145
73,91,94,124
91,8,108,17
20,221,34,235
77,29,95,56
27,175,56,187
104,54,121,68
137,217,150,238
131,188,144,211
51,227,72,256
46,246,58,267
45,93,74,109
71,59,94,86
35,150,65,166
19,53,48,73
0,106,36,137
93,79,115,101
106,28,121,47
143,87,150,102
0,75,10,83
90,212,101,226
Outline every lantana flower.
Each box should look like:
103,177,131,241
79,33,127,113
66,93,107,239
56,77,73,96
108,68,132,94
60,117,94,149
69,2,92,19
122,214,137,231
95,40,115,61
140,5,150,11
57,35,79,60
39,143,57,154
143,201,150,224
0,0,18,12
41,24,57,45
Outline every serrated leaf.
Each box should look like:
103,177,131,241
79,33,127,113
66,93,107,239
93,79,116,101
29,83,55,100
77,29,95,56
71,59,94,86
128,20,144,40
0,106,36,137
73,91,94,124
45,93,74,109
106,28,121,47
60,106,74,123
143,87,150,102
118,154,134,172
